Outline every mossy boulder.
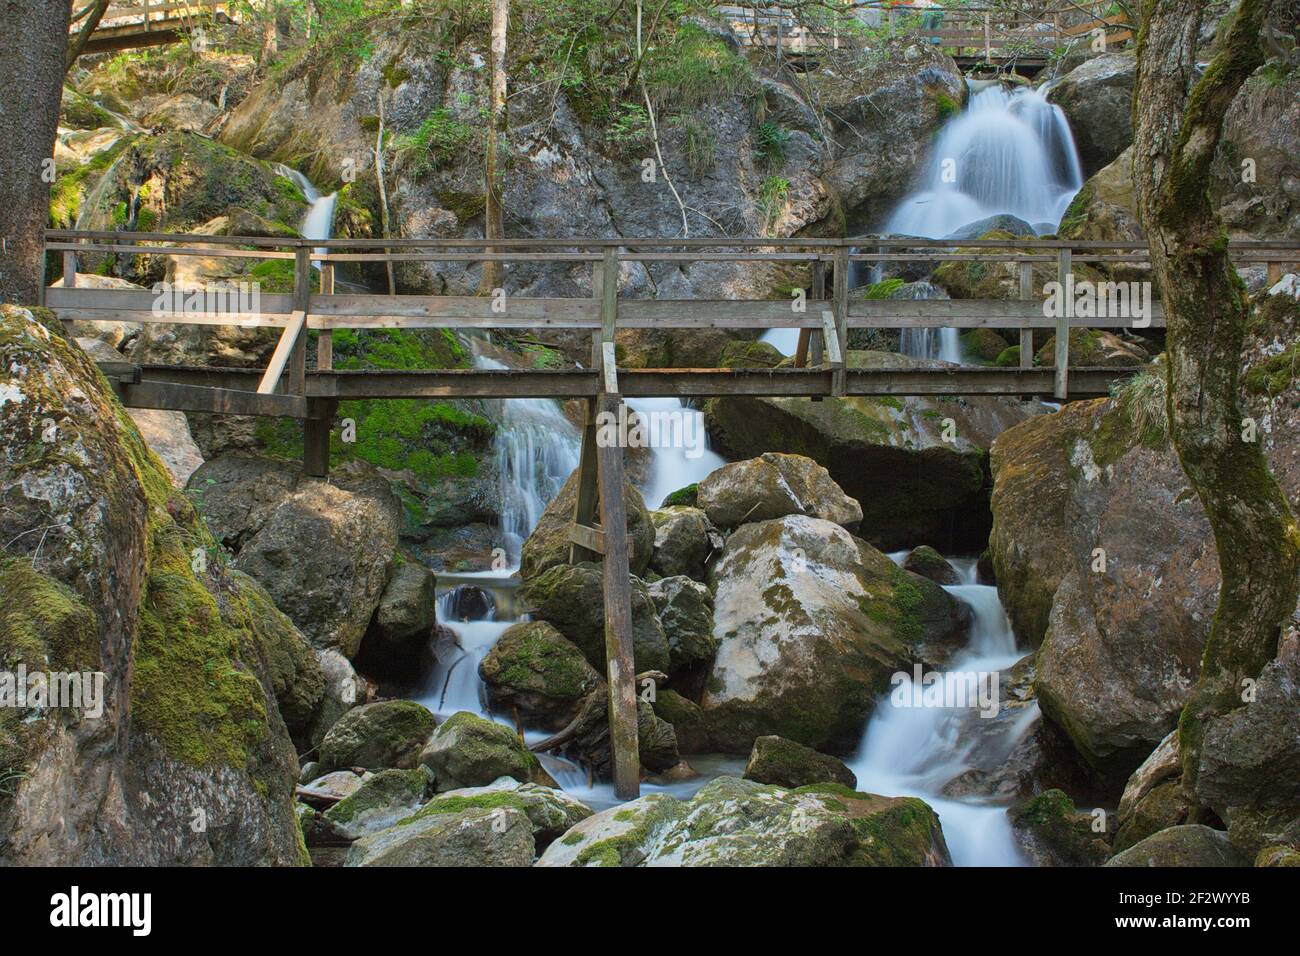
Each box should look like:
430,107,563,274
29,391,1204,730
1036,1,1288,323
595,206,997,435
960,328,1011,365
649,505,717,580
1008,789,1111,866
1105,825,1249,867
520,469,654,580
651,690,711,754
345,805,534,867
901,545,960,585
320,768,434,841
0,305,305,865
700,515,920,753
406,777,593,851
419,711,557,792
1045,53,1136,176
538,776,950,867
744,736,857,790
698,452,862,530
1257,845,1300,867
1034,328,1148,368
719,340,785,369
478,621,602,731
519,562,670,675
1114,731,1189,852
316,700,437,774
646,575,718,680
353,559,437,678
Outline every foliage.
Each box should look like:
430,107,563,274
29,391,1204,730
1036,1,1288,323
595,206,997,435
753,121,790,168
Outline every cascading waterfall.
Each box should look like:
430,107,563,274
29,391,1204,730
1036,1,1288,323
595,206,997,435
884,82,1084,240
850,557,1037,866
893,281,964,364
624,396,727,509
276,166,338,256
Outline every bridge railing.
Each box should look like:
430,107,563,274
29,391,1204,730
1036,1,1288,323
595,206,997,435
43,230,1299,413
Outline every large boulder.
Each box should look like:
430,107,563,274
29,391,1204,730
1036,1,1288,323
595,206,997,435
316,700,438,774
411,777,593,851
478,621,603,731
1046,54,1137,176
701,515,928,753
520,469,654,580
1105,825,1249,868
1114,731,1190,852
538,776,951,867
1008,789,1111,867
519,562,670,675
646,575,718,681
418,711,557,792
1058,147,1144,248
345,806,534,867
697,453,862,530
353,559,438,677
0,305,305,865
320,768,434,842
651,690,712,754
744,735,857,790
706,354,1043,552
649,505,717,580
191,455,400,658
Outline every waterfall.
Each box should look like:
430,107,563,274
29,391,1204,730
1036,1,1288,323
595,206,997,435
276,166,338,257
624,396,727,509
474,356,581,567
884,82,1084,240
849,555,1035,866
892,281,964,364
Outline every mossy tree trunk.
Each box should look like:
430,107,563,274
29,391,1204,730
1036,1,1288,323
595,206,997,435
479,0,508,295
1132,0,1300,803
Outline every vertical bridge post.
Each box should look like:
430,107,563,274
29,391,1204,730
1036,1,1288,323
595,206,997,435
1055,247,1071,400
1019,259,1034,371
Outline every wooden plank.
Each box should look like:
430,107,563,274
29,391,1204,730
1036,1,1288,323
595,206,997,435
1019,261,1034,370
62,251,77,289
45,286,296,317
118,381,307,418
795,260,822,368
303,399,336,478
289,247,311,395
1055,249,1072,400
600,248,619,394
566,522,606,556
317,266,335,370
596,393,640,800
832,248,848,398
257,310,308,395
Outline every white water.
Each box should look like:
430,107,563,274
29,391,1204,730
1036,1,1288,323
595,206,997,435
760,327,801,356
849,556,1034,865
892,281,964,364
624,396,727,508
277,166,338,257
884,83,1083,240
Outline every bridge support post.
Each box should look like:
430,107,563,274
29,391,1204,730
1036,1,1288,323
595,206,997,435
569,398,601,565
1055,248,1072,400
595,392,640,801
303,399,336,479
1019,260,1034,371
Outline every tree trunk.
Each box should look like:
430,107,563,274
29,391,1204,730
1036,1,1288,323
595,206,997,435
479,0,508,295
0,1,71,305
1131,0,1300,804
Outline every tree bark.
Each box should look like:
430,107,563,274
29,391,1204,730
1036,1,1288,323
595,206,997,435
1131,0,1300,803
0,1,71,305
478,0,508,295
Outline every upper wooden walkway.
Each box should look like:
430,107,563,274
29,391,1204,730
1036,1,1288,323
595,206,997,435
69,1,232,56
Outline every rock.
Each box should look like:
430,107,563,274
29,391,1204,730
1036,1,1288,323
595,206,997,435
0,305,304,865
1105,825,1249,867
646,575,718,680
1196,637,1300,816
651,690,711,754
1008,790,1111,867
743,736,857,789
142,93,219,132
700,515,919,753
310,648,363,747
719,339,785,368
316,700,438,774
538,776,951,867
1257,846,1300,867
124,409,204,488
1225,806,1300,862
519,562,670,675
419,711,557,792
226,466,403,658
413,777,593,850
321,768,434,841
53,274,145,347
520,468,654,580
637,700,682,772
345,806,534,867
902,546,960,585
1058,146,1144,249
478,621,603,731
960,328,1012,364
944,214,1036,240
698,453,862,530
1034,329,1148,367
649,505,716,580
354,559,437,677
706,355,1043,552
300,770,368,804
1114,731,1189,852
1047,54,1136,176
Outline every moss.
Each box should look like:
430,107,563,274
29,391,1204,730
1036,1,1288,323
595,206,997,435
1244,344,1299,397
994,345,1021,367
662,483,698,507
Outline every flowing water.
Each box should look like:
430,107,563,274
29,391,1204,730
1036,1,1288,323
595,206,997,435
277,166,338,256
849,556,1036,865
623,395,727,509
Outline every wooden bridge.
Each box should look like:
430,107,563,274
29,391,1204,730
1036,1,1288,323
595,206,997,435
41,229,1299,798
69,0,232,56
